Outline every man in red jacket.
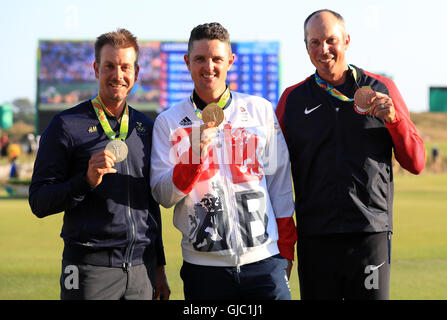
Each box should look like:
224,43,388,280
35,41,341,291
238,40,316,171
276,9,425,300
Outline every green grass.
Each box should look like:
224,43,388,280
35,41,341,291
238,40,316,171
0,200,63,299
1,172,446,300
390,173,447,299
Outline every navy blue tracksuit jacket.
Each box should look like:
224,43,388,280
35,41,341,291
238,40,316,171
29,100,165,268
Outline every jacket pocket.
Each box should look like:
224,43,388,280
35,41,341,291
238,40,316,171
350,158,389,214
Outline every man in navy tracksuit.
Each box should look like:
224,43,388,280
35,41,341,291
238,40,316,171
276,10,425,299
29,29,170,300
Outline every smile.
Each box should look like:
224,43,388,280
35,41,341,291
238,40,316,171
319,56,334,63
109,83,126,88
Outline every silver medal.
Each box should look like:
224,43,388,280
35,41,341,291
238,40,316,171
105,140,128,162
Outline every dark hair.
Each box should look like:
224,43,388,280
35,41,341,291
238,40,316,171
303,9,345,44
187,22,231,55
94,28,139,66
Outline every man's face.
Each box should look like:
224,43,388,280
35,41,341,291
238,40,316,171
94,44,139,107
184,39,235,102
305,12,350,82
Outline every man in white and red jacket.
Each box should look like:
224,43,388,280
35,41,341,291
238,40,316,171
150,22,296,300
276,9,425,300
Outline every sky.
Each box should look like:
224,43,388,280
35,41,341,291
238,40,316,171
1,0,446,112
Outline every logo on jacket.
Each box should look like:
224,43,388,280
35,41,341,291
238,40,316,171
189,182,229,252
304,104,322,114
179,117,193,126
239,105,249,122
88,126,97,133
136,121,147,133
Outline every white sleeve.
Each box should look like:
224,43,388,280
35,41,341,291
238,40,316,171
263,102,295,219
150,114,188,208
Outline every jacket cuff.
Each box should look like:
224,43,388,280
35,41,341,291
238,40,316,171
385,110,401,127
70,171,95,198
276,217,297,261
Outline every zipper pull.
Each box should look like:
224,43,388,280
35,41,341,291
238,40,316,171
236,265,241,273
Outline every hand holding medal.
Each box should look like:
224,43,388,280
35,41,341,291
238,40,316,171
354,87,396,123
315,66,396,123
189,88,228,157
190,122,219,157
353,87,376,114
86,150,118,187
191,103,224,156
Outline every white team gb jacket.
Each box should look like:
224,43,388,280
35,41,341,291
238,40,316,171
150,91,296,268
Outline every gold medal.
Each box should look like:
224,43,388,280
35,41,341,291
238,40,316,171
202,104,224,127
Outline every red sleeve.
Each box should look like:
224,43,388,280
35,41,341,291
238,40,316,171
276,217,297,261
365,72,425,174
275,87,291,135
172,147,205,194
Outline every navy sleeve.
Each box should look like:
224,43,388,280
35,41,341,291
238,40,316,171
148,193,166,266
29,115,93,218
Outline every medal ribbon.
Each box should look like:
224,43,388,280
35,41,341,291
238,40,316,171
314,65,359,102
91,93,129,141
190,87,230,120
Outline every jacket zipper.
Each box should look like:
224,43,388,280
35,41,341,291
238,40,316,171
220,124,243,272
335,105,343,233
387,232,392,264
123,158,136,272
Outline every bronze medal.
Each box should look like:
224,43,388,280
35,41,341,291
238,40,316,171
354,87,375,114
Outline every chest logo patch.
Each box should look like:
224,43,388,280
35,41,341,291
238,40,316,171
304,104,322,115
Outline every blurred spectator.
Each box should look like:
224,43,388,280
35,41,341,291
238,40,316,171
7,143,21,179
431,146,442,173
26,133,38,154
1,134,9,157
